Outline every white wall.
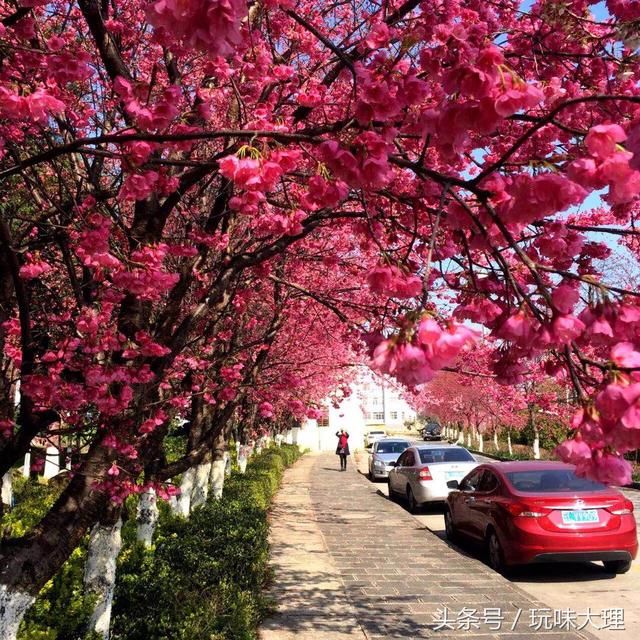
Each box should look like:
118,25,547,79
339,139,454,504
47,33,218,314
296,391,366,452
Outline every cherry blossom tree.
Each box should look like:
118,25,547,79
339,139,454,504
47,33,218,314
3,0,640,635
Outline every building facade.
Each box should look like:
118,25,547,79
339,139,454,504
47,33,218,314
289,369,417,452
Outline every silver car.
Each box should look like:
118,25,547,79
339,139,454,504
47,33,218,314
388,444,478,512
368,439,411,480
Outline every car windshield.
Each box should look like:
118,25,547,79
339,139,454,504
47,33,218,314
505,469,609,493
418,448,474,463
376,442,409,454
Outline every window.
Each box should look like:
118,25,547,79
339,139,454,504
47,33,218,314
478,471,499,493
390,411,398,420
375,441,409,454
418,448,475,464
505,470,607,493
459,469,484,492
317,409,329,428
373,412,384,421
399,450,415,467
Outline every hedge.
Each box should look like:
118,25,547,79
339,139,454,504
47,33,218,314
4,444,302,640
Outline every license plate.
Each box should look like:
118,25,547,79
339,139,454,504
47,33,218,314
445,471,463,480
561,509,599,524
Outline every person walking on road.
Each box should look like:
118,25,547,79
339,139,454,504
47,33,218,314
335,429,350,471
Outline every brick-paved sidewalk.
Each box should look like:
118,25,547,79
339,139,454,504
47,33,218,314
260,452,597,640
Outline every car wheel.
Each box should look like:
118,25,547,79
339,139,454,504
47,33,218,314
387,479,397,501
487,530,510,575
444,508,458,542
603,559,632,574
407,486,420,514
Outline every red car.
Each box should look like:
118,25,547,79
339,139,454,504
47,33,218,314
445,461,638,575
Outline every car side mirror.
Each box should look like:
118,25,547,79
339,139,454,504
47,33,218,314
388,461,397,467
446,480,459,489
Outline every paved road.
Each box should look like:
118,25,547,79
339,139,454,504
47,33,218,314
358,446,640,640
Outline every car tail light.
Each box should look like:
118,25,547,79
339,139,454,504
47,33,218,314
607,499,634,515
504,502,551,518
418,467,433,481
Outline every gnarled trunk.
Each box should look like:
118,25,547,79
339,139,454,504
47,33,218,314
136,488,158,547
84,514,123,640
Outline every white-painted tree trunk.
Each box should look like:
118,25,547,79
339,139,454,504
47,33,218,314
456,427,463,444
136,488,158,547
493,431,499,451
22,451,30,478
0,585,35,640
507,432,513,456
175,466,196,516
466,429,472,448
190,461,212,509
209,458,226,500
478,433,484,453
84,518,123,640
533,428,541,460
238,455,247,474
1,471,13,507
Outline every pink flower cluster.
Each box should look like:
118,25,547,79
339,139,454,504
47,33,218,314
146,0,244,56
367,264,422,299
259,401,275,418
370,318,477,387
317,133,392,190
568,124,640,205
112,244,180,301
119,170,179,201
19,254,52,280
422,46,544,158
0,86,65,125
114,78,181,131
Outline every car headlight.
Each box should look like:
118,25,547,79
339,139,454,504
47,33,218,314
374,459,386,467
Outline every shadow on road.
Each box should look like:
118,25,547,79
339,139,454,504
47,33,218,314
506,561,619,583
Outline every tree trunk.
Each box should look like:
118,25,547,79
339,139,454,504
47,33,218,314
507,432,513,456
0,442,110,634
478,432,484,453
174,466,195,516
190,459,212,509
493,430,499,451
136,488,158,547
466,429,472,448
84,515,123,640
533,427,540,460
0,586,34,640
22,451,30,478
209,431,227,499
456,426,463,444
1,471,12,509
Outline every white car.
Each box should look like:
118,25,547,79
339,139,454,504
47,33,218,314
388,444,478,513
366,430,386,447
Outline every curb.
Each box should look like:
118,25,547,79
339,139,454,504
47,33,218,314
461,445,640,492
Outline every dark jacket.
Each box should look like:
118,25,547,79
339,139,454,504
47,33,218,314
335,431,350,455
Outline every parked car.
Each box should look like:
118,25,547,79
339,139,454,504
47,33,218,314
366,429,386,447
368,439,411,481
421,422,443,441
444,461,638,575
387,444,478,512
